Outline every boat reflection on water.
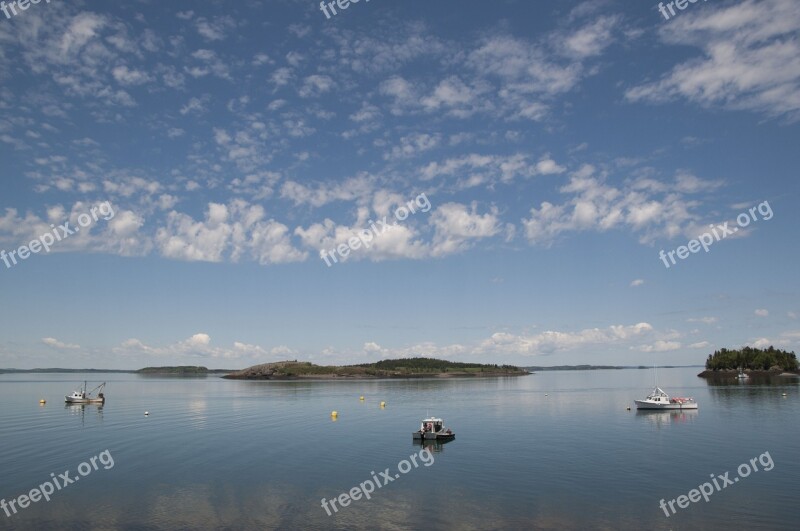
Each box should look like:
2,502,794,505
65,403,104,427
412,438,454,454
636,409,698,428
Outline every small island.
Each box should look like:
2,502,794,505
223,357,529,380
698,346,799,378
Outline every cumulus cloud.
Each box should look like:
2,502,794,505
155,201,307,264
429,202,502,257
521,165,720,245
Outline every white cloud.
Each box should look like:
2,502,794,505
112,66,152,86
42,337,80,350
195,16,236,41
639,340,681,353
688,341,712,349
555,15,620,59
114,333,271,361
630,279,644,287
155,201,307,264
522,166,719,245
298,75,334,98
688,316,718,324
752,337,772,349
429,202,502,257
755,309,769,317
280,175,374,208
478,322,654,356
626,0,800,121
384,133,440,160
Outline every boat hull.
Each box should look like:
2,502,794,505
413,431,455,441
65,397,105,404
634,400,697,410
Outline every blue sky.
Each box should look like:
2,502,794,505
0,0,798,369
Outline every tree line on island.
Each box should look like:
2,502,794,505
223,358,529,379
704,346,798,372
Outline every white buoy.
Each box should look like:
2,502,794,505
144,411,149,416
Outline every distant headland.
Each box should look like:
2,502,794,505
136,366,233,375
697,346,799,378
0,366,234,375
223,358,529,380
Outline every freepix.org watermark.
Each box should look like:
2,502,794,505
319,0,371,20
1,450,115,518
656,0,709,21
658,200,773,269
659,451,774,517
1,201,115,270
320,447,434,516
1,0,52,21
320,192,431,267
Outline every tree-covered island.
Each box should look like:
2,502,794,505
698,346,799,377
223,358,529,380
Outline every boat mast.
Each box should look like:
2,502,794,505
653,358,658,389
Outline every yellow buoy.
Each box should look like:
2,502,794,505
39,399,46,404
359,396,365,401
380,401,386,408
331,410,338,417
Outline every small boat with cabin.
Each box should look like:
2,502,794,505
413,417,455,441
65,381,106,404
634,387,697,410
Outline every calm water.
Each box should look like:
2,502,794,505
1,368,798,530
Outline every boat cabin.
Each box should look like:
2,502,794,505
646,387,670,402
420,417,445,433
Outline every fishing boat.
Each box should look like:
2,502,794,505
737,368,749,379
65,382,106,404
635,386,697,410
412,417,455,441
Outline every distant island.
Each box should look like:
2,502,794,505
0,366,234,375
136,366,232,375
698,346,799,377
224,358,529,380
0,368,131,374
526,365,635,371
523,365,701,371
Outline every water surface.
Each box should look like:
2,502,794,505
1,368,798,530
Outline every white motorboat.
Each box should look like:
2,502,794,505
635,386,697,410
65,381,106,404
737,369,749,379
413,416,455,441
